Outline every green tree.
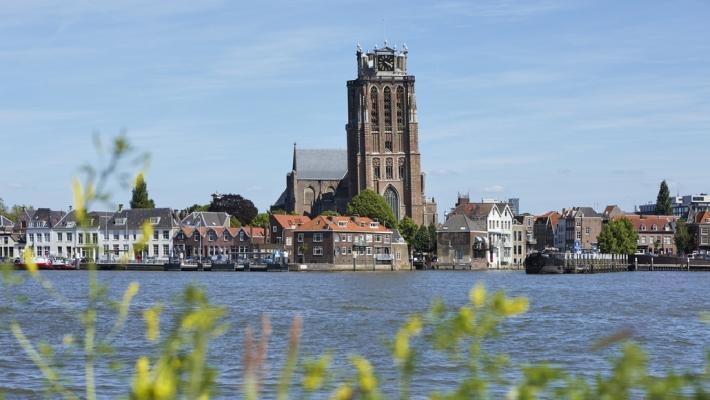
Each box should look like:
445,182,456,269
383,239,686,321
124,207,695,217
655,180,672,215
249,213,269,229
413,225,431,254
674,219,694,255
346,190,397,229
598,218,639,255
319,210,339,217
129,173,155,209
398,217,418,247
208,194,258,227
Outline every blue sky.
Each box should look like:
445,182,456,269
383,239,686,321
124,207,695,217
1,0,708,216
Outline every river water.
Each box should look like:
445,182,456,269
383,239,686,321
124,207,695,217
0,270,708,398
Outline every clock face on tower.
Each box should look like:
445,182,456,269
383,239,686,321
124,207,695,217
377,54,395,71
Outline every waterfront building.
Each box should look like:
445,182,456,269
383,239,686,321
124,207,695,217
52,210,114,260
689,211,710,255
26,208,66,258
613,214,677,255
532,211,561,251
448,196,514,268
603,205,626,221
292,215,407,270
436,214,488,269
103,207,180,262
274,42,437,226
556,207,603,252
173,226,240,260
512,219,530,267
0,216,18,259
269,214,311,262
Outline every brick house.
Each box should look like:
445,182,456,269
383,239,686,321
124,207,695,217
557,207,603,252
689,211,710,255
269,214,311,262
436,214,488,269
292,215,406,271
533,211,561,251
614,215,678,255
0,215,18,260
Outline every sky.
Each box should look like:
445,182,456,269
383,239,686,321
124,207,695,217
1,0,709,217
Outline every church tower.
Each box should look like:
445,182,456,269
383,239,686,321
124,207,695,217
346,42,436,226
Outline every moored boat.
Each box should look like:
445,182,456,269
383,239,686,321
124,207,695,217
14,256,54,270
524,252,564,274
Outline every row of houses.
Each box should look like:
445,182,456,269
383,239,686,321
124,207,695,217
435,195,710,270
0,207,412,270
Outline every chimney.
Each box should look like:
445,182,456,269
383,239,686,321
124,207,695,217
118,204,124,212
69,205,73,211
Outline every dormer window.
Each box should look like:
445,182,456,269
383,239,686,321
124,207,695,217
239,231,246,241
224,233,231,241
651,224,657,231
208,231,217,241
640,224,646,231
337,221,347,228
150,217,160,225
114,218,126,226
370,222,379,228
66,222,76,228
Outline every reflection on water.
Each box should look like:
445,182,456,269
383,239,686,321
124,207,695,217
0,270,708,398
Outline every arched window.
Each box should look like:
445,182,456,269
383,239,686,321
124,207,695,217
304,187,315,205
370,87,379,132
398,158,405,179
396,86,404,131
385,158,393,179
384,186,399,221
372,158,381,179
323,186,336,203
384,87,392,131
652,224,657,231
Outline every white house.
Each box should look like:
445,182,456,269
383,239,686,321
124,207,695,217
103,207,180,262
449,197,514,268
26,208,66,258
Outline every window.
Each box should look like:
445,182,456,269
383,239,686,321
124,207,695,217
347,234,352,242
113,232,119,240
304,187,315,206
641,236,646,244
153,230,158,240
398,158,405,179
640,224,646,231
585,227,590,235
163,230,169,239
297,246,303,256
396,252,401,260
385,158,393,179
163,245,169,256
78,233,83,244
239,231,246,241
373,158,381,179
652,224,657,231
67,232,73,242
701,228,708,235
124,244,129,253
35,233,41,242
395,86,404,130
114,245,120,256
224,233,231,241
576,231,582,240
150,217,160,225
208,231,217,241
366,234,373,243
366,247,372,255
370,87,379,131
313,246,323,256
286,237,292,246
334,234,340,242
383,86,392,131
664,237,671,245
114,218,126,225
92,233,98,244
384,186,399,220
153,244,159,256
177,232,184,240
314,233,323,242
375,234,382,243
57,232,63,242
272,225,277,233
384,235,390,244
337,221,347,228
342,246,347,255
57,247,63,254
297,233,304,243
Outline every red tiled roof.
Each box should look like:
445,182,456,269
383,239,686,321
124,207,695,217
451,203,495,218
297,215,392,233
613,214,677,232
271,214,311,229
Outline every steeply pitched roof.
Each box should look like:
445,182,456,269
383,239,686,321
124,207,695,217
181,212,230,228
694,211,710,224
450,202,495,219
0,215,14,228
28,208,66,228
439,214,487,232
56,210,115,229
294,149,348,180
614,214,677,232
109,208,179,230
271,214,311,229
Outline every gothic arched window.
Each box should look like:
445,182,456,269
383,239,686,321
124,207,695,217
383,87,392,131
384,186,399,221
373,158,381,179
385,158,393,179
398,158,405,179
304,187,315,206
370,87,379,132
396,86,404,130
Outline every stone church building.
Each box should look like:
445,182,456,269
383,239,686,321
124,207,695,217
274,43,437,226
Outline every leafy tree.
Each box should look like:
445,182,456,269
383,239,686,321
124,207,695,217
674,219,694,255
398,217,418,247
598,218,639,255
208,194,257,227
319,210,339,217
413,225,431,254
230,216,242,228
270,207,286,215
249,213,269,229
655,180,672,215
129,173,155,209
184,204,209,214
346,190,397,229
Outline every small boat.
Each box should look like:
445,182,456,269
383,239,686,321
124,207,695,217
14,256,54,270
524,252,564,274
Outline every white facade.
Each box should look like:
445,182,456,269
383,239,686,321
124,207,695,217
484,203,514,268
